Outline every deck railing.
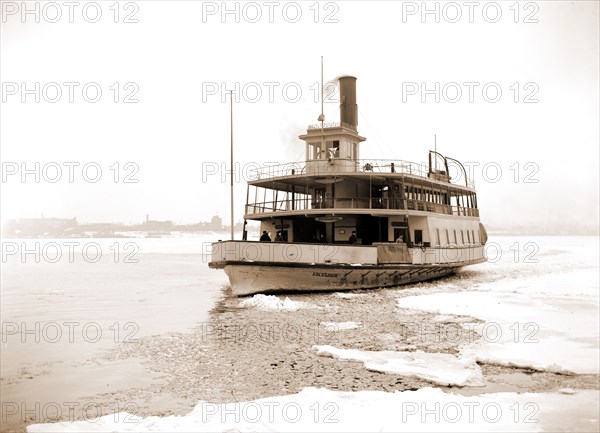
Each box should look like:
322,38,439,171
245,197,480,217
307,121,356,130
248,159,475,189
249,159,428,180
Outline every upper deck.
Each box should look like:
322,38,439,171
244,156,480,220
247,157,476,191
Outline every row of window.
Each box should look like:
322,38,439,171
435,228,478,246
307,141,358,160
402,185,477,209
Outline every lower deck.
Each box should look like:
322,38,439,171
254,214,485,250
209,240,486,267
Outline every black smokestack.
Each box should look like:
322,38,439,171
339,76,357,129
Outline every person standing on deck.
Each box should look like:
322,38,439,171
260,231,271,242
349,231,357,244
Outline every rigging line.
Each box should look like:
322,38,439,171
358,110,399,160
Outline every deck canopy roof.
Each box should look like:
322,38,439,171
249,171,477,195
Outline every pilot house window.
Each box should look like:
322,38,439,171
414,230,423,245
325,140,340,158
308,143,323,159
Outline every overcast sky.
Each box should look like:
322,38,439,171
1,1,598,233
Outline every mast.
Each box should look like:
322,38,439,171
434,134,437,171
318,56,325,157
227,89,235,240
320,56,324,126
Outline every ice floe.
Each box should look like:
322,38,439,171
334,292,367,299
314,345,483,386
239,294,314,311
27,387,599,432
397,288,599,374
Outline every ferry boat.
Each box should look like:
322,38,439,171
209,75,487,296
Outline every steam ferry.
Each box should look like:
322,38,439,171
209,75,487,296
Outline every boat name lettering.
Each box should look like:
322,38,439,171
312,272,339,278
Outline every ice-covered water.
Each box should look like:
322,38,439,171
2,235,598,432
26,387,600,432
1,234,227,374
1,234,227,432
397,235,599,374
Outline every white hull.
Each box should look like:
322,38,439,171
224,263,460,296
210,240,485,296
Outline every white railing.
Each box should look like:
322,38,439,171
248,159,475,188
246,197,480,217
307,121,356,130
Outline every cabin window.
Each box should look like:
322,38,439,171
453,230,457,244
472,230,476,244
314,144,322,159
461,230,465,244
445,229,450,246
467,230,471,244
436,229,440,246
414,229,423,245
314,188,326,208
